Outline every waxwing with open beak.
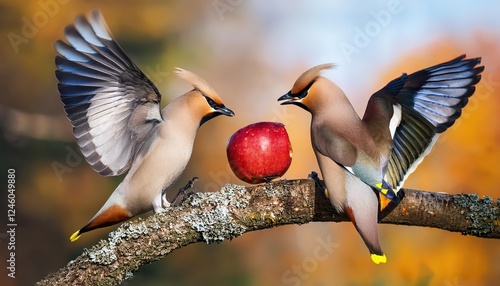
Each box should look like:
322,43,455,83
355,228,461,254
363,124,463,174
278,55,483,263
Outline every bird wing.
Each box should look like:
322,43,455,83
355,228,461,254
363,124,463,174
55,10,163,176
363,55,483,191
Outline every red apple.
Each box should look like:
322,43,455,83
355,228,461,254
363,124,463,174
227,122,293,184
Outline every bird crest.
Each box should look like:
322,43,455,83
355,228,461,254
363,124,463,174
291,63,335,94
174,68,223,104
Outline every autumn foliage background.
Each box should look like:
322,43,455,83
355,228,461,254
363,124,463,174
1,1,499,285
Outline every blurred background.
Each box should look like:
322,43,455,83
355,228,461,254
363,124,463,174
1,0,499,285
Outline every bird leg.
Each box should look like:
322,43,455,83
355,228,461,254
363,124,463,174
308,171,329,198
171,177,199,206
154,177,199,212
263,176,278,183
153,190,171,213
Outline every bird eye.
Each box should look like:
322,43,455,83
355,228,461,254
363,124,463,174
296,79,315,99
203,95,217,109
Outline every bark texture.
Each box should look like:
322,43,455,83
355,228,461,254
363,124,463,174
37,179,500,286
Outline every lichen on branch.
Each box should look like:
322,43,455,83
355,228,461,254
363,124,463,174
36,179,500,286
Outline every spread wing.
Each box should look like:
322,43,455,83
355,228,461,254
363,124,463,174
55,10,163,176
364,55,483,192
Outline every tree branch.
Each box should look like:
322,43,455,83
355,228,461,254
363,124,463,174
37,179,500,286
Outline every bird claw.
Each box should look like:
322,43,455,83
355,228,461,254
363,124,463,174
153,177,199,212
308,171,329,198
171,177,199,206
263,176,277,184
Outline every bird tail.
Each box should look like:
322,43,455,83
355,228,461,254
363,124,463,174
70,230,83,242
69,204,132,242
371,253,387,264
345,205,388,264
345,180,388,264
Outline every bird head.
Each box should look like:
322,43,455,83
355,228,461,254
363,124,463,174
278,64,335,112
174,68,234,125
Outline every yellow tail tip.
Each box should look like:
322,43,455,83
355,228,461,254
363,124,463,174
70,230,82,242
371,254,387,264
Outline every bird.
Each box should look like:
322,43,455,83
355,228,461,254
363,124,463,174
55,10,234,242
278,55,483,263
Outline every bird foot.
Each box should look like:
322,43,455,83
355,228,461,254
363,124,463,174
153,177,199,212
153,190,171,214
308,171,329,198
263,176,278,184
171,177,199,206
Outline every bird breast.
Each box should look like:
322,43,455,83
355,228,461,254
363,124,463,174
125,122,196,212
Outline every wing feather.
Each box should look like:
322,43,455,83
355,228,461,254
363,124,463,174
364,55,483,192
55,10,163,176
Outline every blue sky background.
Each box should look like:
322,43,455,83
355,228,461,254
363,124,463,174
200,1,500,111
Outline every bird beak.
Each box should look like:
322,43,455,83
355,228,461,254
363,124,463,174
278,91,297,105
215,105,235,117
200,105,234,126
